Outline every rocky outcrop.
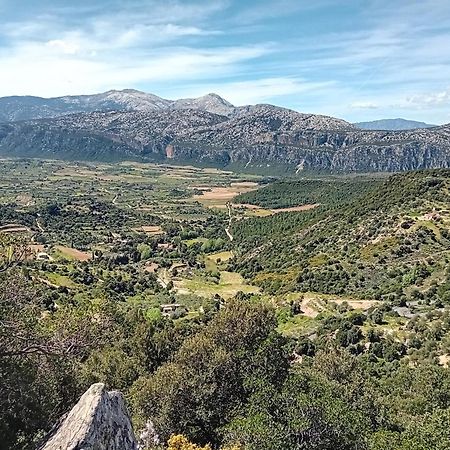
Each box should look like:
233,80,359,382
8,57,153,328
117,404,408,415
39,383,137,450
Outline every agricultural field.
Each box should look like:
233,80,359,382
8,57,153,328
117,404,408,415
0,158,270,317
3,160,450,336
3,159,450,450
1,158,408,334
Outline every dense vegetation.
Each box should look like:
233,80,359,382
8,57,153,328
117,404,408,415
234,177,382,209
1,162,450,450
3,268,450,450
231,170,450,301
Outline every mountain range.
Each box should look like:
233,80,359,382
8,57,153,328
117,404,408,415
0,89,448,173
354,118,436,131
0,89,236,122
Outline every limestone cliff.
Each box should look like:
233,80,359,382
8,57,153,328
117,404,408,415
1,106,449,173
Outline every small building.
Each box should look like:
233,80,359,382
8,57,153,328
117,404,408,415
160,303,184,317
36,252,51,261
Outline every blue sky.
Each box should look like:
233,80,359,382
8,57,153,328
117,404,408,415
0,0,449,123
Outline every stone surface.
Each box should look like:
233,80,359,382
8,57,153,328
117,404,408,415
1,93,450,173
39,383,137,450
0,89,234,122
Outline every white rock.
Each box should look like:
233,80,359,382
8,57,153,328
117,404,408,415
39,383,137,450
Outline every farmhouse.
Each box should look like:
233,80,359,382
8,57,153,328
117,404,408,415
160,303,185,317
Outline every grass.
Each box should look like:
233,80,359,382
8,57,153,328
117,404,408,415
53,246,91,261
309,253,329,267
413,220,442,240
183,237,209,246
175,270,259,299
42,272,77,288
360,236,398,260
207,251,233,263
244,208,273,217
277,314,317,338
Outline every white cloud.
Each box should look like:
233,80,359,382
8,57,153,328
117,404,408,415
350,102,379,110
0,0,450,125
0,0,259,97
46,39,80,55
404,89,450,108
180,77,335,105
0,40,271,97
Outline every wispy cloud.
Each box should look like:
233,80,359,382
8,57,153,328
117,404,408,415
232,0,334,25
0,0,271,96
403,89,450,108
350,102,379,110
177,77,335,105
0,39,271,97
0,0,449,123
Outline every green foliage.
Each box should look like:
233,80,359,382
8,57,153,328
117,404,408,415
235,178,380,209
3,165,450,450
231,169,450,298
130,299,289,446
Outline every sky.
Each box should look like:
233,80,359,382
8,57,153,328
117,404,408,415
0,0,450,124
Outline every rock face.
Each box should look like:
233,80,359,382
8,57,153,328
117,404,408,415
0,91,449,173
39,383,137,450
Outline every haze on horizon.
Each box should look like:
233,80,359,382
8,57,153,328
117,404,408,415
0,0,449,124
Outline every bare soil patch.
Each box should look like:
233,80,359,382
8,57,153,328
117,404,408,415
136,225,163,235
55,245,91,261
194,187,238,200
0,224,31,233
331,299,380,310
145,262,160,273
233,203,319,215
193,184,257,203
439,354,449,368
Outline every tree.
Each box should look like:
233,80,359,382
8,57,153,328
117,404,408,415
0,273,80,450
223,370,372,450
130,299,289,446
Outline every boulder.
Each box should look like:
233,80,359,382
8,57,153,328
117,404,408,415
39,383,137,450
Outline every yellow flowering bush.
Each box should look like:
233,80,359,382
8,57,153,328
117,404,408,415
167,434,212,450
167,434,241,450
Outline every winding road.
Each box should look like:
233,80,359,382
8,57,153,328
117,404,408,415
225,202,234,241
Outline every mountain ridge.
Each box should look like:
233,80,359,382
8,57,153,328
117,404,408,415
0,89,239,122
0,89,448,174
354,118,436,131
0,105,448,173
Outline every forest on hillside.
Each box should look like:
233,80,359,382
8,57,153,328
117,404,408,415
1,167,450,450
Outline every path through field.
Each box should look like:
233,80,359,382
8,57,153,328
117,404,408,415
225,202,233,241
36,216,45,232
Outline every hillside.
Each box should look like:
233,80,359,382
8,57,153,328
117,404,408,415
234,177,382,209
2,160,450,450
355,118,436,130
231,169,450,302
0,105,449,173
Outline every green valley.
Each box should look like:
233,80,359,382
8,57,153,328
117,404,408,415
2,159,450,450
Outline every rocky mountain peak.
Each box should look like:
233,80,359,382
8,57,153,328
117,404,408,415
171,92,235,116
